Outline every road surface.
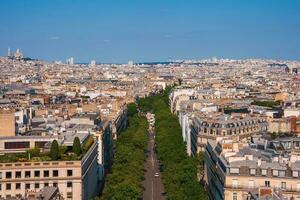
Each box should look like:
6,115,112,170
142,130,165,200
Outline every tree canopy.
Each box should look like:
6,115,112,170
138,87,209,200
100,103,148,200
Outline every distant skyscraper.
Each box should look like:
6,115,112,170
90,59,96,67
7,47,11,57
66,57,74,65
128,60,134,67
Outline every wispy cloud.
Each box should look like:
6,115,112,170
49,36,60,40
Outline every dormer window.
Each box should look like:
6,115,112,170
250,168,256,175
230,168,239,174
272,170,278,176
279,170,286,177
293,171,299,177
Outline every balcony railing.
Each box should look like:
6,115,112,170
225,184,300,193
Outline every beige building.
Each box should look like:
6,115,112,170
0,109,15,137
268,117,292,133
205,138,300,200
192,113,267,152
0,142,99,200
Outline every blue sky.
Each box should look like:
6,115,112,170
0,0,300,63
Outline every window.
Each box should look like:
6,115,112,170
67,182,73,188
25,171,31,178
16,183,21,190
272,170,278,176
35,141,47,148
281,182,286,190
0,172,2,179
15,171,21,178
0,183,1,190
67,192,73,199
6,183,11,190
279,170,286,177
293,171,299,177
44,183,49,187
35,183,39,189
230,168,240,174
297,182,300,191
250,169,256,175
265,181,270,187
6,172,12,179
53,170,58,177
34,171,40,177
232,179,238,188
53,182,58,187
67,170,73,177
233,192,237,200
25,184,30,189
248,180,255,188
44,170,49,177
4,141,30,149
261,169,267,176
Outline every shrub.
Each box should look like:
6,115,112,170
50,140,60,160
73,137,82,156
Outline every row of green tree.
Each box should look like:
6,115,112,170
49,135,94,160
251,100,280,108
0,136,94,163
137,87,209,200
100,103,148,200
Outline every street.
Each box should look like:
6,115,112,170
142,130,165,200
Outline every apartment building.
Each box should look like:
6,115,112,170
0,142,99,200
205,137,300,200
191,112,267,152
0,109,15,137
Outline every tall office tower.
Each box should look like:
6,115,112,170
90,59,96,67
70,57,74,65
7,47,11,57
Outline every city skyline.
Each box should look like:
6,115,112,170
1,0,300,63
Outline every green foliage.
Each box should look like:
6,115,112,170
137,87,209,200
251,100,280,108
101,113,148,200
0,153,29,163
82,135,94,153
136,98,154,113
59,145,68,155
73,137,82,156
127,103,138,117
50,140,60,160
0,141,85,163
26,147,40,158
269,131,293,139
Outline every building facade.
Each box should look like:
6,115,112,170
205,138,300,200
0,142,99,200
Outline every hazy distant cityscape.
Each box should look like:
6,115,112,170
1,0,300,200
1,47,300,200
